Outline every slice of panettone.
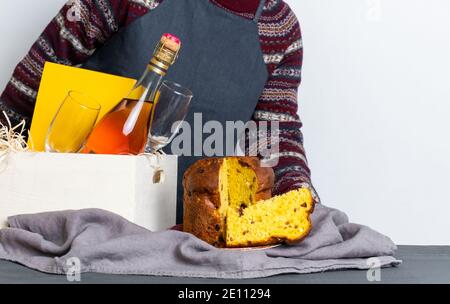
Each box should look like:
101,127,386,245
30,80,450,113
225,188,314,247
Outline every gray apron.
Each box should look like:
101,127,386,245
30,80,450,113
83,0,269,223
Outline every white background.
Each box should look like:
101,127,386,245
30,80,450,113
1,0,449,245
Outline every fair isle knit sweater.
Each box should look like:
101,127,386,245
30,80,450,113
0,0,318,201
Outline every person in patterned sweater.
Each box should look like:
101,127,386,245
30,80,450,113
0,0,319,202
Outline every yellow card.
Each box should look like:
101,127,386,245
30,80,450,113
29,62,137,151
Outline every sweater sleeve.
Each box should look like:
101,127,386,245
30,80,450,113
252,7,320,203
0,0,159,127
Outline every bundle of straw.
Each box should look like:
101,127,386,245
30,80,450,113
0,112,28,167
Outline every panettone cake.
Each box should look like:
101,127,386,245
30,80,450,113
183,157,314,248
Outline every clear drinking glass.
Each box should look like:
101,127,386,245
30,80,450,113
45,91,101,153
146,81,193,153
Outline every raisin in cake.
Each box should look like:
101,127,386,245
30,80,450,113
183,157,314,248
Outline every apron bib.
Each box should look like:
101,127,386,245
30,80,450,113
83,0,269,223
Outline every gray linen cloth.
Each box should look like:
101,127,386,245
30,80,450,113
0,205,401,279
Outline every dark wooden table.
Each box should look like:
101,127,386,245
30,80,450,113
0,246,449,284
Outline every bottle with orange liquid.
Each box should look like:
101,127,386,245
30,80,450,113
83,33,181,155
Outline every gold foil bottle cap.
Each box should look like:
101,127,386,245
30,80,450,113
160,33,181,53
150,33,181,74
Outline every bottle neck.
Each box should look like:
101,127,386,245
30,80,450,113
131,40,178,102
133,64,165,103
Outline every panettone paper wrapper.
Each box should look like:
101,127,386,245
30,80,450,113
0,204,401,279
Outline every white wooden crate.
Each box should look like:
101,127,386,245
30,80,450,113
0,152,178,231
